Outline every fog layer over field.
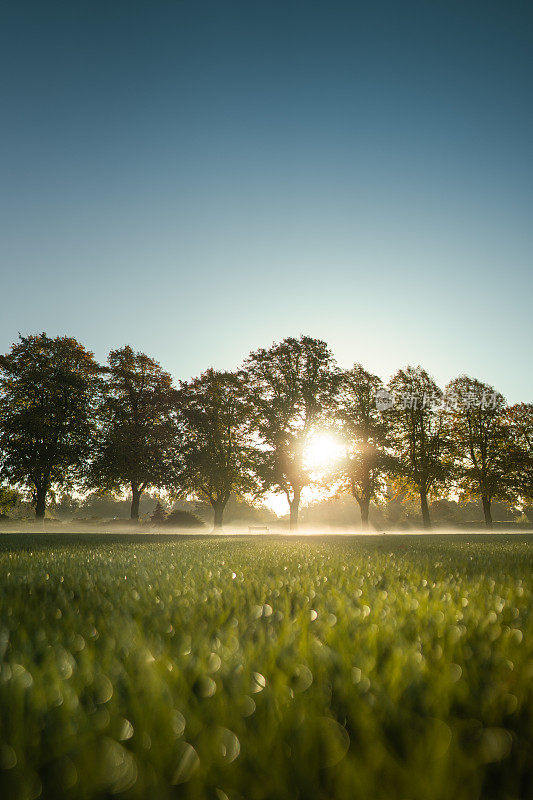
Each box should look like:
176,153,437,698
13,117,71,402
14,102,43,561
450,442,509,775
0,523,530,536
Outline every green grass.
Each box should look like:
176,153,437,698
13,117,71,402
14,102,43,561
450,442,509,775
0,533,531,800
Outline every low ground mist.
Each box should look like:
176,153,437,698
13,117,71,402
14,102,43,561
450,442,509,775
0,521,531,536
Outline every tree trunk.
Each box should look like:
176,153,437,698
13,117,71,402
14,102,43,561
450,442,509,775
482,496,493,528
359,496,370,530
131,484,142,521
353,471,372,530
213,501,225,529
420,489,431,530
289,492,300,531
35,484,47,520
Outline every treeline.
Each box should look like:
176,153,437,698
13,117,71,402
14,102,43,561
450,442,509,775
0,333,531,529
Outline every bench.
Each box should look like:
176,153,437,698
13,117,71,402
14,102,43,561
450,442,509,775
248,526,270,533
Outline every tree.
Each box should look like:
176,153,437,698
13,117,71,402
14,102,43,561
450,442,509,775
0,486,21,516
445,376,516,527
504,403,533,503
50,492,82,519
89,346,178,520
387,366,450,529
0,333,99,519
335,365,390,529
174,369,258,528
244,336,338,529
150,500,168,526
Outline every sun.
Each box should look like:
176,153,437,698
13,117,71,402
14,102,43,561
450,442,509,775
262,433,346,516
304,433,345,470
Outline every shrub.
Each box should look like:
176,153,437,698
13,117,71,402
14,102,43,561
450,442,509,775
165,509,205,528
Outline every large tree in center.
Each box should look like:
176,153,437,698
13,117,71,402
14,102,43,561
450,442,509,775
89,346,177,520
0,333,99,518
244,336,338,530
445,376,515,527
173,369,258,528
336,364,390,529
388,366,450,529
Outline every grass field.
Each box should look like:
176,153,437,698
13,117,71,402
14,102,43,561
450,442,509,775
0,533,531,800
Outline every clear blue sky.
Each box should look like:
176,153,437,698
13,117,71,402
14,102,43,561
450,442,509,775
1,0,532,401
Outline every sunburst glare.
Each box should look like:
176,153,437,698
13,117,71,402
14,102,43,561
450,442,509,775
304,433,345,471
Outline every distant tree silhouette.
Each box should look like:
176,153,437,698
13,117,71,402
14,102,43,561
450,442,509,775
0,334,99,518
89,346,177,520
445,376,516,527
388,366,450,529
150,500,168,526
174,369,258,528
0,486,21,516
50,492,82,519
244,336,338,530
336,365,390,529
